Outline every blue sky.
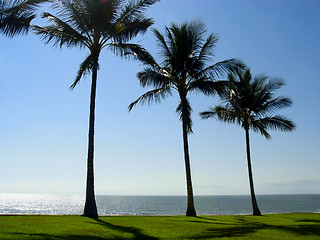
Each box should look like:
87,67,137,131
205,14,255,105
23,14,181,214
0,0,319,196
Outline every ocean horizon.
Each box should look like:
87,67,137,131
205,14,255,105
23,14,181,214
0,193,319,216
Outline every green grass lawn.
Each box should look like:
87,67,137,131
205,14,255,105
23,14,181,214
0,213,319,239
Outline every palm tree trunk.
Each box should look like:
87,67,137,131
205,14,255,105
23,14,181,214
182,119,197,217
245,127,262,216
83,56,98,218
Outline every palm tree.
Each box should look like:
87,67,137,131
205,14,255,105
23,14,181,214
200,69,295,216
128,21,245,217
0,0,46,37
32,0,158,218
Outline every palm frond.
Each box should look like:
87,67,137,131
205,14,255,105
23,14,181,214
32,12,88,48
250,120,271,139
189,79,228,96
250,74,268,94
153,27,173,64
201,58,246,79
0,10,33,36
256,115,296,132
176,98,193,133
188,20,206,51
200,106,240,125
117,0,159,24
199,107,217,119
255,96,293,116
265,77,285,92
59,0,93,40
70,54,96,89
1,0,46,13
99,0,157,41
108,42,158,67
137,68,171,88
0,0,46,37
128,86,172,111
112,16,154,43
198,33,218,62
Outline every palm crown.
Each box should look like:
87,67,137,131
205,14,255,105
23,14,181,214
129,21,245,133
33,0,158,87
201,69,295,138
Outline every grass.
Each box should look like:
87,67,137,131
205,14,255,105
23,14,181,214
0,213,319,239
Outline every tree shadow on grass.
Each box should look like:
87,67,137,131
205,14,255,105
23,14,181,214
9,232,107,240
188,223,320,239
165,216,264,239
175,216,320,239
172,216,252,226
8,217,158,240
189,227,257,239
92,218,159,240
198,216,248,224
296,219,320,224
283,224,320,236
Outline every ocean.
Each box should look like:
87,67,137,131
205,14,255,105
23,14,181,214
0,194,319,215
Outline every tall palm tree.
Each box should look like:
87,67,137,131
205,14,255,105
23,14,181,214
128,21,245,217
0,0,46,37
200,69,295,216
32,0,158,218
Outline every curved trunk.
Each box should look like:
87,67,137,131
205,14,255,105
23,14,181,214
182,121,197,217
180,97,197,217
245,127,262,216
83,55,99,218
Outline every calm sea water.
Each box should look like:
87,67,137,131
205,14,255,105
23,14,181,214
0,194,319,215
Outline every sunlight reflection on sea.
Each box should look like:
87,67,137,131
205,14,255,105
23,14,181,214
0,193,83,215
0,194,319,215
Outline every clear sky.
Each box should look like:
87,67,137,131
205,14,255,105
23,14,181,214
0,0,319,196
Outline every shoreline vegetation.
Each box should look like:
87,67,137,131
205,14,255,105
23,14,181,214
0,213,319,239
